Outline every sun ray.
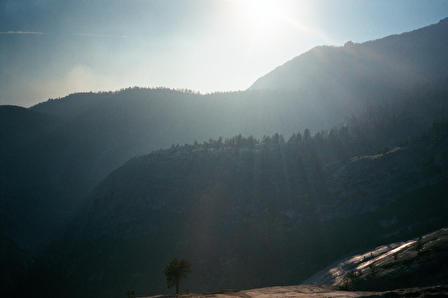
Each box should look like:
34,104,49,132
227,0,329,44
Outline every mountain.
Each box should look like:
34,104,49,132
28,120,448,298
2,18,448,297
0,235,34,296
2,18,448,254
0,88,361,252
250,18,448,106
0,105,58,155
0,106,60,295
0,106,63,248
7,85,446,252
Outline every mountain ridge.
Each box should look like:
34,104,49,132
250,17,448,91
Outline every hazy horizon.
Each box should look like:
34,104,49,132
1,0,447,106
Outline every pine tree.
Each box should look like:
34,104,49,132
164,258,192,294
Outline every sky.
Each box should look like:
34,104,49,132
1,0,448,106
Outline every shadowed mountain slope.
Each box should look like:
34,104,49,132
6,83,447,252
0,105,58,154
0,88,364,251
2,18,448,253
27,121,448,298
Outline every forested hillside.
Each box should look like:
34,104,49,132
4,84,447,253
23,120,448,298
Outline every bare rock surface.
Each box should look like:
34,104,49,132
305,228,448,290
145,284,448,298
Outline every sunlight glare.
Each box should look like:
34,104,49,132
227,0,324,45
231,0,291,40
244,0,284,28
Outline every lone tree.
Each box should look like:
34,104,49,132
164,258,191,294
126,289,135,298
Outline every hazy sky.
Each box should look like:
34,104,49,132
1,0,447,106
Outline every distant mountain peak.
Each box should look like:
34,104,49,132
250,18,448,91
438,17,448,25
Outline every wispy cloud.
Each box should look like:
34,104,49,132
0,30,44,35
0,31,128,38
73,33,127,38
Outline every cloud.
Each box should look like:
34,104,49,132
0,30,128,38
0,30,43,35
73,32,127,38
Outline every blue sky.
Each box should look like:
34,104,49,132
1,0,447,106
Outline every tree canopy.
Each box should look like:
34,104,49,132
164,258,192,294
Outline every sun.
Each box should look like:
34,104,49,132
243,0,283,28
230,0,289,39
227,0,325,47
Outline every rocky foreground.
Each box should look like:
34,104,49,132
147,228,448,297
147,284,448,297
306,228,448,291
